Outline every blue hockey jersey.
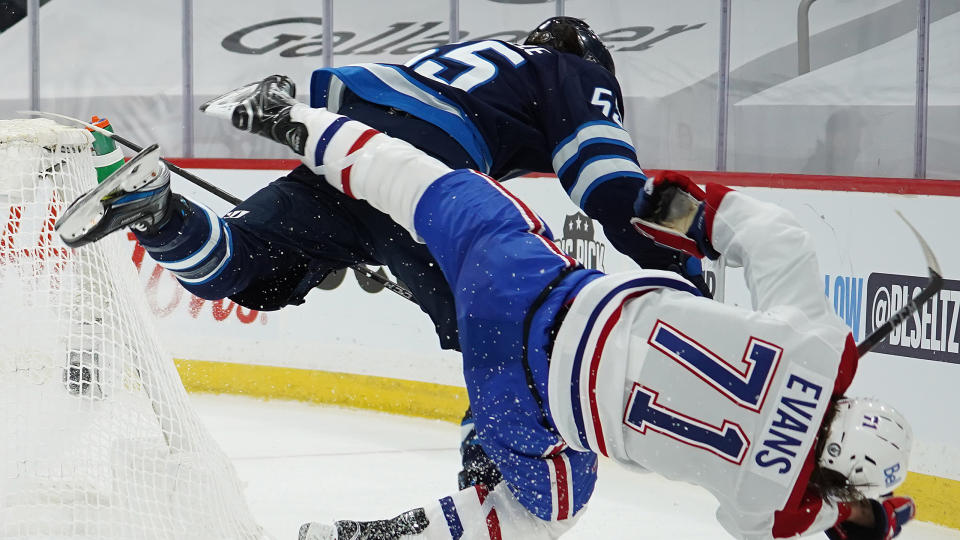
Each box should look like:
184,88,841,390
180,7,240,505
309,40,652,263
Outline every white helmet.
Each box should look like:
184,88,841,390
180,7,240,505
817,398,913,499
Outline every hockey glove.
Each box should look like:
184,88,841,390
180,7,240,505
826,497,916,540
630,170,719,260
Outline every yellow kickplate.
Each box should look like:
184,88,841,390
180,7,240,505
175,358,468,423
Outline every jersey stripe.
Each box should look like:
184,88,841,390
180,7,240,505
325,75,347,111
471,484,504,539
479,173,544,235
556,138,637,179
569,277,702,451
311,65,492,173
567,157,646,207
543,439,567,457
534,234,577,268
551,121,637,176
485,509,502,540
440,495,464,540
174,225,234,285
546,452,572,521
475,484,489,504
479,173,578,268
586,289,651,457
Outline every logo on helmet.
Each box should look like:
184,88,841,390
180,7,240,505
884,463,902,487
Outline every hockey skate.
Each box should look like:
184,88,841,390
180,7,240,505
200,74,308,155
55,144,172,248
299,508,430,540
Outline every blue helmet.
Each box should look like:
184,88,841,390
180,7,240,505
524,17,615,75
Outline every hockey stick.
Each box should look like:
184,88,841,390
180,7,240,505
19,110,416,302
856,211,943,357
20,110,243,207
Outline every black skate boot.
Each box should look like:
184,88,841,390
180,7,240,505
200,74,308,155
299,508,430,540
55,144,174,248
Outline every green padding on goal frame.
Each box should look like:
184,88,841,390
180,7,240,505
174,358,960,531
174,358,468,424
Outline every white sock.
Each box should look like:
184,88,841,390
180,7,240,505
290,104,454,241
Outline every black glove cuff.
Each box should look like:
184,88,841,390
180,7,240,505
827,500,886,540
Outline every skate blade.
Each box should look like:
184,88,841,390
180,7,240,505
199,81,261,120
54,144,162,246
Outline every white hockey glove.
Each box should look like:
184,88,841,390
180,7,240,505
630,170,719,260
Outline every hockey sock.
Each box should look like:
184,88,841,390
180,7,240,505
418,483,576,539
289,105,454,241
134,195,236,290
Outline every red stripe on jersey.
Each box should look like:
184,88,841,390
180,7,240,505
834,334,859,396
485,509,502,540
534,234,577,268
478,173,576,267
479,173,545,235
552,454,570,520
543,440,567,457
475,484,489,505
340,128,380,199
340,166,355,198
586,290,650,457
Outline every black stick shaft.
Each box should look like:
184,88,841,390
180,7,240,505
110,132,244,206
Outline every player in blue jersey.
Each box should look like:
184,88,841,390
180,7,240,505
56,17,711,494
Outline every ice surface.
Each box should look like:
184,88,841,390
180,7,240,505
193,394,960,540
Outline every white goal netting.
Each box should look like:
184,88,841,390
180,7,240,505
0,118,263,539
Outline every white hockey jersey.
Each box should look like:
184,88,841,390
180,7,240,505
548,185,859,539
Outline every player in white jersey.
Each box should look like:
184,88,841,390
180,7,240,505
56,92,921,540
274,106,920,540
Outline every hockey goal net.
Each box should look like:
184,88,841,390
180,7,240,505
0,118,262,539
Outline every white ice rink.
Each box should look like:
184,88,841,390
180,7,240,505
194,394,960,540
